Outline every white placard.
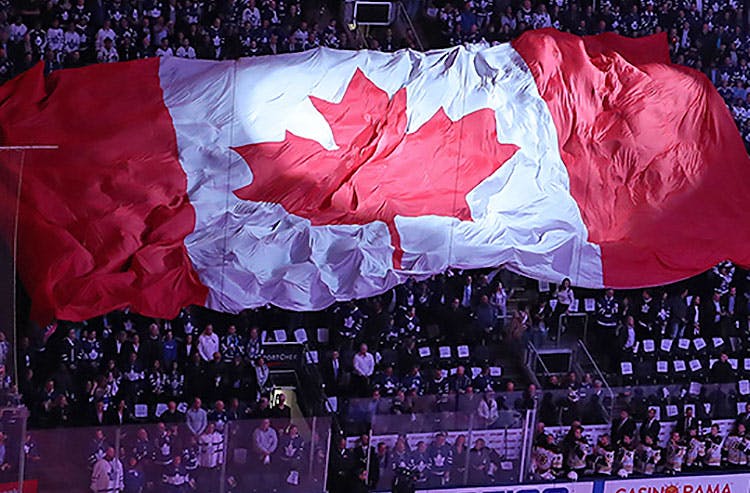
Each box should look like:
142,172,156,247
306,350,319,364
570,299,580,312
666,405,679,417
621,362,633,375
316,328,329,343
745,358,750,371
441,369,448,379
710,358,717,368
418,347,431,358
273,329,287,342
177,402,188,414
660,339,673,352
489,366,503,377
712,337,724,347
643,340,655,352
261,330,269,342
693,338,707,350
584,298,595,312
155,403,168,417
689,382,701,395
471,367,482,379
674,360,686,372
457,345,470,358
703,403,711,415
730,358,738,370
449,368,458,375
549,299,558,310
327,397,338,412
438,346,451,359
134,404,148,418
678,339,690,350
538,280,551,293
656,361,668,373
294,328,308,343
689,359,702,372
739,380,750,395
738,402,748,415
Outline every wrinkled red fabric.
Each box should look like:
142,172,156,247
0,61,207,322
513,29,750,288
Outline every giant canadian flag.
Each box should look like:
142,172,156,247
1,29,749,322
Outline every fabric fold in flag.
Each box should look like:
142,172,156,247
1,29,748,322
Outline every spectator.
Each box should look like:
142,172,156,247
198,325,219,362
352,343,375,396
477,391,499,428
639,407,661,444
186,397,207,436
252,418,278,469
90,447,123,493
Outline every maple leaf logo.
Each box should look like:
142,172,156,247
232,69,519,269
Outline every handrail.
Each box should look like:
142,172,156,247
526,341,551,379
396,1,425,51
576,339,615,420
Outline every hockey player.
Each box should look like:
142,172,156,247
664,431,687,474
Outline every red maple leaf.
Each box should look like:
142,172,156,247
232,69,519,269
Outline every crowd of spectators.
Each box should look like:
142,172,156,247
17,268,523,429
0,0,420,82
431,0,750,144
2,0,750,144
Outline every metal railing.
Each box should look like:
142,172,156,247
574,339,615,421
524,341,551,388
395,1,425,51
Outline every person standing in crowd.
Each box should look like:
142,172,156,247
551,278,575,339
186,397,207,436
352,343,375,397
595,288,619,354
90,447,123,493
252,418,278,482
611,408,636,445
639,408,661,444
198,325,220,362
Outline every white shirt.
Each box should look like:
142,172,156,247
353,351,375,377
198,332,219,361
477,398,499,424
156,46,174,57
198,431,225,468
96,28,116,50
556,287,575,306
97,46,119,63
176,45,196,59
64,30,81,53
47,27,64,51
623,325,636,350
9,23,28,43
242,6,261,27
90,457,123,493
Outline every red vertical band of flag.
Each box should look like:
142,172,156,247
513,29,750,288
0,60,207,322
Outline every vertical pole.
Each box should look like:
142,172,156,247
463,414,473,486
17,407,27,493
10,150,25,389
322,426,332,492
308,417,317,482
365,422,373,488
219,423,228,493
